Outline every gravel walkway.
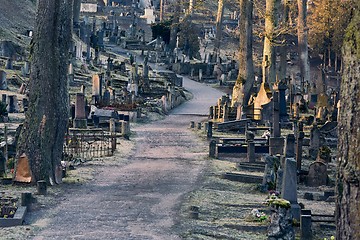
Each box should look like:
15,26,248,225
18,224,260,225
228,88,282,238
30,76,224,239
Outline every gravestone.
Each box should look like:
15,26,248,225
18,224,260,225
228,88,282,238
7,95,19,113
272,91,280,137
278,81,288,122
296,122,305,170
281,158,300,220
5,58,12,69
73,93,87,128
246,131,255,163
92,74,102,104
309,123,324,160
285,134,295,158
103,89,110,106
306,161,328,187
0,70,7,90
261,155,279,191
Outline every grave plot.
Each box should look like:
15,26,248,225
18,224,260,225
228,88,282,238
0,193,27,227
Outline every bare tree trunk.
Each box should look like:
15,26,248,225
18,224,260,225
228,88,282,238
214,0,224,62
263,0,279,86
232,0,254,120
336,3,360,239
278,0,289,82
16,0,73,184
297,0,310,92
169,2,181,52
160,0,165,21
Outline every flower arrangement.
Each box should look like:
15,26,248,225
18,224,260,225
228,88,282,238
264,191,291,209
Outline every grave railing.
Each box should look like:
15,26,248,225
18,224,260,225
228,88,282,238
63,128,119,161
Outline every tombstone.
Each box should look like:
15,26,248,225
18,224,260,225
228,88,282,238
92,74,102,103
73,93,87,128
261,155,279,191
0,70,7,90
278,81,288,121
296,122,305,170
276,157,284,193
7,95,19,113
222,103,228,122
247,131,256,163
22,61,30,76
300,214,312,240
306,161,328,187
5,58,13,69
103,89,110,106
2,94,7,103
309,123,323,160
272,91,281,137
207,121,213,138
281,158,301,220
22,98,29,112
284,134,295,158
0,151,5,177
269,137,285,156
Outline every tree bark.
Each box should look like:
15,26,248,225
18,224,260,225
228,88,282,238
297,0,310,92
16,0,73,184
336,3,360,239
213,0,225,62
278,0,289,82
231,0,254,119
263,0,279,86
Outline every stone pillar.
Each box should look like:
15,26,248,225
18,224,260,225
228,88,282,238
209,140,217,158
5,58,12,70
199,69,203,82
2,94,7,103
0,70,7,90
74,93,87,128
92,74,101,104
109,118,116,133
300,214,312,240
73,0,82,26
7,95,19,113
281,158,300,221
103,89,110,106
278,82,289,122
272,91,281,137
222,103,228,122
209,106,214,120
22,98,29,112
296,122,305,171
207,121,213,138
247,131,255,163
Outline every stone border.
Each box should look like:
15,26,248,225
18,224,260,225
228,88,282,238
0,206,27,227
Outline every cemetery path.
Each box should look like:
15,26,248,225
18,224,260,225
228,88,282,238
29,76,224,239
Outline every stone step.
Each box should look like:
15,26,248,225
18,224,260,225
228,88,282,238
221,172,263,184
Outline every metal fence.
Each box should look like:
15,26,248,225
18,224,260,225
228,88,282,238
63,128,117,161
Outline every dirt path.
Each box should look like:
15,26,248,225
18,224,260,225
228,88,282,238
26,77,224,239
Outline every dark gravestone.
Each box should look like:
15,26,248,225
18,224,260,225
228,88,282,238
306,161,328,187
0,151,5,177
278,82,288,122
0,70,7,90
261,155,279,191
281,158,301,220
285,134,295,158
